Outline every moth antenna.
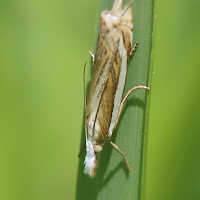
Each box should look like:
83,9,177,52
92,77,108,138
83,62,87,113
121,0,133,17
92,91,102,138
83,62,89,140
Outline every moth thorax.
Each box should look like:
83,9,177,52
94,144,102,153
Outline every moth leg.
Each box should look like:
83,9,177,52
89,51,95,62
78,142,86,157
110,141,130,171
114,85,150,130
130,41,139,56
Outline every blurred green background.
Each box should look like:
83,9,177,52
0,0,200,200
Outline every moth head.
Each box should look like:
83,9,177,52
84,155,98,178
84,140,99,178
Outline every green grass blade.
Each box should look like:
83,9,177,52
76,0,154,199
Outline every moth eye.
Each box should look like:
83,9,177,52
94,145,102,153
113,25,117,28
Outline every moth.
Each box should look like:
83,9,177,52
83,0,150,178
